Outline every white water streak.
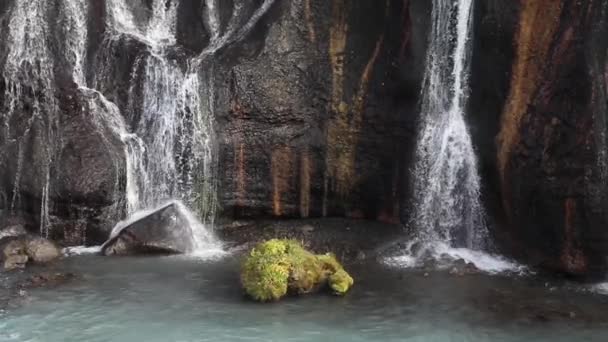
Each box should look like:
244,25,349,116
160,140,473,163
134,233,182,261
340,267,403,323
389,0,508,272
3,1,57,237
410,0,486,249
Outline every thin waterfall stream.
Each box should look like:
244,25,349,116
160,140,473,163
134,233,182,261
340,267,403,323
2,1,608,340
388,0,519,273
0,0,274,253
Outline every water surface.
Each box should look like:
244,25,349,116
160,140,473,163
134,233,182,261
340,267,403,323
1,256,608,342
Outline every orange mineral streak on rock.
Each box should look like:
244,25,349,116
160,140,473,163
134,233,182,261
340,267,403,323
497,0,562,211
560,198,587,274
325,0,387,199
299,150,312,218
378,163,401,224
304,0,316,44
271,146,294,217
236,142,246,207
232,101,247,208
399,0,411,61
329,0,348,115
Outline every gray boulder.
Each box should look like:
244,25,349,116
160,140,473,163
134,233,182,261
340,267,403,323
101,202,197,256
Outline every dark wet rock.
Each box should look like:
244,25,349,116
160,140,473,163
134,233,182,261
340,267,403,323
0,0,606,280
218,217,403,263
101,202,196,256
449,259,479,276
216,0,417,223
19,272,77,289
469,0,608,278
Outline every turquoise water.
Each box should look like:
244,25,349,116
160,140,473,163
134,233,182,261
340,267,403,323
1,255,608,342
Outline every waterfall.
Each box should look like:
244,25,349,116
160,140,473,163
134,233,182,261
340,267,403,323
0,0,274,250
386,0,520,273
100,0,219,226
1,1,57,238
412,0,486,249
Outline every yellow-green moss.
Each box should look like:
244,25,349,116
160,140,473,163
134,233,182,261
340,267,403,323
329,269,354,295
240,239,354,302
240,239,290,302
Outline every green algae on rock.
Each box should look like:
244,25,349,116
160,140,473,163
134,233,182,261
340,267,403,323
240,239,354,302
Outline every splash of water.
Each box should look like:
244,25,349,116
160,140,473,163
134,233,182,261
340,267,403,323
390,0,515,272
102,200,224,257
100,0,219,222
411,0,485,248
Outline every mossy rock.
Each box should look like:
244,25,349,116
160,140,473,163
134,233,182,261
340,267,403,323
240,239,354,302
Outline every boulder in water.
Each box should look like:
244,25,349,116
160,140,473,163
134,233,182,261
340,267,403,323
25,237,61,263
0,235,61,271
101,202,198,256
0,237,29,271
240,239,354,302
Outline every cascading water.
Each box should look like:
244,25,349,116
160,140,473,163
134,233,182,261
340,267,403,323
388,0,520,273
0,0,275,253
413,0,485,249
97,0,221,252
1,1,58,238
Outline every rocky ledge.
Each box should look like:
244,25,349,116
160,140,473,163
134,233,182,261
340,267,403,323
218,218,404,263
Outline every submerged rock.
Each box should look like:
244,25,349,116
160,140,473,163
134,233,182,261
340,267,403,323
20,272,77,288
101,202,197,256
449,259,480,276
240,239,354,302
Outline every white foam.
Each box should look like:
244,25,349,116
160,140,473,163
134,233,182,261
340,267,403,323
62,246,102,256
384,241,526,275
101,200,224,256
590,283,608,295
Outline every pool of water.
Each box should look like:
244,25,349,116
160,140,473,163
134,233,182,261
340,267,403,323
1,255,608,342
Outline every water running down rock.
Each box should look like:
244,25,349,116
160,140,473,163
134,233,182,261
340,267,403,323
389,0,521,273
101,201,223,256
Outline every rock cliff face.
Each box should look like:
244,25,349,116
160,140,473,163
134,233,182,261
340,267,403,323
215,0,425,222
0,0,607,276
471,0,608,277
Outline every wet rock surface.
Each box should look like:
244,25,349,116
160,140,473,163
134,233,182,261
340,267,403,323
0,0,607,278
471,0,608,278
218,218,403,263
101,202,197,256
